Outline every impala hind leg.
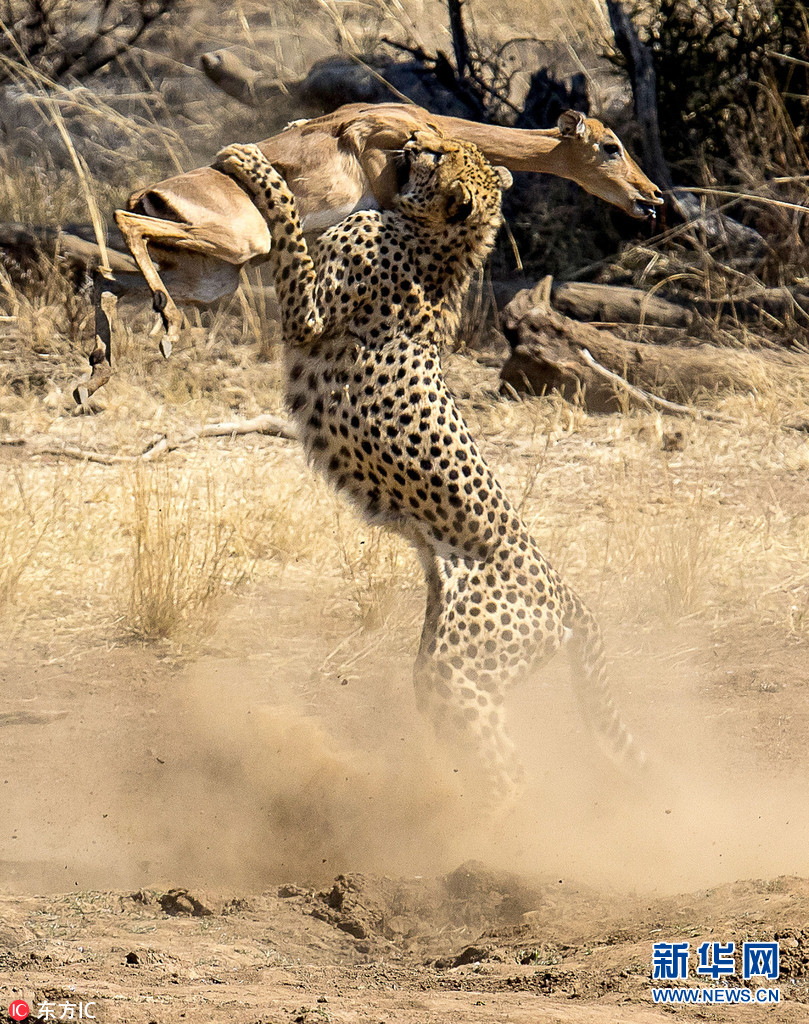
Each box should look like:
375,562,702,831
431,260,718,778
70,271,120,411
113,210,220,359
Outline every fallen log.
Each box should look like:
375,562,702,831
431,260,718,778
199,49,279,106
500,281,777,413
0,223,136,274
551,282,691,328
199,48,473,117
703,286,809,327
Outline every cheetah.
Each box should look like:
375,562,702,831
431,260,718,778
215,133,647,802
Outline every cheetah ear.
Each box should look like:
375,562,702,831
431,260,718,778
495,166,512,191
446,181,474,224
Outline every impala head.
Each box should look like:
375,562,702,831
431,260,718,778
557,110,663,219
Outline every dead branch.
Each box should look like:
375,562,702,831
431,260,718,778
0,414,297,465
578,349,737,423
447,0,471,79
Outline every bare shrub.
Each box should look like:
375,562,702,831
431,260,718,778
0,0,180,83
0,465,57,610
333,510,417,631
631,0,808,181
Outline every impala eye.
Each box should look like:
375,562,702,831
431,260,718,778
604,142,622,157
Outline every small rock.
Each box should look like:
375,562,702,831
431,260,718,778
278,883,308,899
452,945,490,967
158,888,213,917
662,430,686,452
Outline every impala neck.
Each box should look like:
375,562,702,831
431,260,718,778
429,116,569,175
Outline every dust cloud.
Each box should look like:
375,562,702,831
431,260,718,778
106,617,809,898
117,674,478,889
5,597,807,899
492,652,809,894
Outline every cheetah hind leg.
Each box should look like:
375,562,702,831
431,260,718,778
564,604,650,776
413,661,525,811
214,143,324,346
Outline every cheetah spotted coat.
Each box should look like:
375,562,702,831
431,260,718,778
216,133,646,800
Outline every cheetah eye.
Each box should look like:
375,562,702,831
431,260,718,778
603,142,622,157
423,150,444,165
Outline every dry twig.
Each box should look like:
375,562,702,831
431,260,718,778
0,414,297,465
578,348,737,424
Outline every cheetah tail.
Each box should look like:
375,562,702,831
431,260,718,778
566,611,650,777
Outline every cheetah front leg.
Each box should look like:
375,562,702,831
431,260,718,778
214,144,323,347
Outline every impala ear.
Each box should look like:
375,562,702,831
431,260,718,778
558,109,589,140
494,166,512,191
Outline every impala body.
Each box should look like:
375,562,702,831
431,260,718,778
114,102,662,355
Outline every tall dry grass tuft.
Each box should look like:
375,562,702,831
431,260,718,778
647,515,718,622
0,465,59,611
121,465,245,641
333,508,419,631
786,515,809,638
0,468,45,610
0,260,91,361
236,265,283,361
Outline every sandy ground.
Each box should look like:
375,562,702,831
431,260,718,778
2,603,808,1023
1,345,809,1022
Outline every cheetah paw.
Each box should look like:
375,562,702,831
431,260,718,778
302,310,325,340
213,142,262,172
214,143,284,191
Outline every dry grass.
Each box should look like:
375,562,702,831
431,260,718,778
2,338,806,675
121,464,246,641
333,509,420,631
0,464,58,612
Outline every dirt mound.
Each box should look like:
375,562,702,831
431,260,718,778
2,869,809,1022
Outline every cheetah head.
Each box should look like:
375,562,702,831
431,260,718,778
396,131,512,227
